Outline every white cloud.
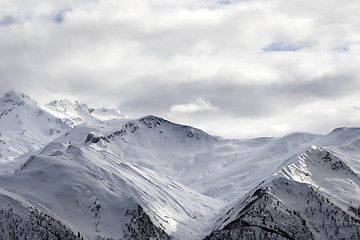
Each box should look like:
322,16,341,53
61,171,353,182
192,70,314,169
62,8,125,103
1,0,360,138
170,98,218,114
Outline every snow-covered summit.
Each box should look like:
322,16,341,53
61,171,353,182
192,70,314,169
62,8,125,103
1,91,360,240
91,107,127,121
207,130,360,240
44,99,98,126
0,91,70,161
0,91,127,161
1,90,34,105
43,98,127,126
0,90,39,119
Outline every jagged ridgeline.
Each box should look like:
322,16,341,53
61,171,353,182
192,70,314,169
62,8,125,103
1,91,360,239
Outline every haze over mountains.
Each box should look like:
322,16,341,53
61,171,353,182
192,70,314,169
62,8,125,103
0,90,360,239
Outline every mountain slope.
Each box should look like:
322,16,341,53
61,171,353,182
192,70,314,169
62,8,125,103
0,91,70,161
1,91,360,240
0,191,83,240
0,91,126,173
0,145,222,239
206,143,360,239
0,152,171,239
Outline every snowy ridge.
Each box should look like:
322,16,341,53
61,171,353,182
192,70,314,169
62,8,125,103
0,91,71,161
1,91,360,239
0,143,222,239
44,99,96,127
207,176,360,240
207,143,360,239
0,91,126,162
43,99,127,127
277,146,360,216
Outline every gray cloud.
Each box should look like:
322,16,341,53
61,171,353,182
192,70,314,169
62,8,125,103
0,16,15,26
117,72,360,120
1,0,360,138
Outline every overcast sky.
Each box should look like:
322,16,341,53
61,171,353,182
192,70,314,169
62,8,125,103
1,0,360,138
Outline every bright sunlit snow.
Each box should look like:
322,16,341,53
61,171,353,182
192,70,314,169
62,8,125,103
1,91,360,239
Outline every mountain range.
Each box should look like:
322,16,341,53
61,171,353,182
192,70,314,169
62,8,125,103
0,90,360,239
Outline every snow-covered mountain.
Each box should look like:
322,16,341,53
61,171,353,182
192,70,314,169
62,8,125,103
0,91,127,165
0,91,70,162
206,143,360,239
43,99,127,127
1,91,360,239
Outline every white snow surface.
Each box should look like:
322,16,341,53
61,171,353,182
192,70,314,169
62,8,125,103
0,91,70,161
43,99,127,126
1,91,360,239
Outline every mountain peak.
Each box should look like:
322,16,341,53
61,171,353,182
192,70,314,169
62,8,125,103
2,92,360,240
3,90,30,101
0,90,37,107
47,98,92,113
4,90,16,97
139,115,167,123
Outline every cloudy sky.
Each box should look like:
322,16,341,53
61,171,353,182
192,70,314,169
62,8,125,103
1,0,360,138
